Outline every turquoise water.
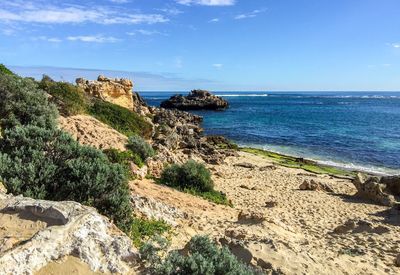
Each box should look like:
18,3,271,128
142,92,400,175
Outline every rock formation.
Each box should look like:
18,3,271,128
299,179,334,192
76,75,149,115
0,192,138,274
160,90,229,110
352,173,400,206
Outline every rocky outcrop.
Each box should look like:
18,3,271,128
76,75,149,115
160,90,229,110
0,193,138,274
149,107,237,168
352,173,400,206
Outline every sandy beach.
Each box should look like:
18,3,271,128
132,151,400,275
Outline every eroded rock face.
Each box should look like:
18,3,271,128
352,173,399,206
160,90,229,110
0,193,138,275
58,115,128,151
76,75,149,114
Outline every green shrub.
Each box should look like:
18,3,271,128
0,64,14,76
140,235,259,275
130,218,171,248
159,160,230,206
160,160,214,193
185,188,232,206
89,99,153,138
126,135,155,161
0,125,133,233
0,73,58,130
39,76,88,116
103,148,144,168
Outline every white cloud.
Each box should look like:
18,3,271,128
235,9,265,20
127,29,167,36
213,63,223,69
67,35,120,43
209,18,219,23
33,36,62,42
109,0,129,3
0,5,168,25
392,43,400,48
157,7,183,16
176,0,235,6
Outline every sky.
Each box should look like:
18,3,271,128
1,0,400,91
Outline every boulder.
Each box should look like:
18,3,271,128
130,163,148,180
160,90,229,110
0,193,138,274
352,173,398,206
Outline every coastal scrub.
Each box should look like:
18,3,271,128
89,99,153,139
0,70,134,233
140,235,259,275
160,160,231,206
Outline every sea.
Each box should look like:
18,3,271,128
141,91,400,175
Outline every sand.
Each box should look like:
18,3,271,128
35,256,106,275
132,151,400,275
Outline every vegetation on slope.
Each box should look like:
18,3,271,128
0,64,14,76
130,218,171,248
160,160,231,206
0,70,134,233
39,76,88,116
140,235,260,275
89,99,153,139
241,147,356,177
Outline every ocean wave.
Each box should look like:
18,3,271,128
269,95,400,99
216,94,269,97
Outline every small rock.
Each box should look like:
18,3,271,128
238,210,266,224
299,179,334,192
259,165,277,171
396,254,400,267
234,162,256,169
239,184,251,190
265,201,278,208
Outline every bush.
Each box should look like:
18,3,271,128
160,160,214,193
130,218,171,248
103,148,144,168
0,64,14,76
89,99,153,138
0,73,58,130
39,76,88,116
0,125,133,233
140,235,259,275
126,135,155,161
159,160,231,206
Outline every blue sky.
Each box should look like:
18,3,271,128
1,0,400,91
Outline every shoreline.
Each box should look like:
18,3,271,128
238,146,398,177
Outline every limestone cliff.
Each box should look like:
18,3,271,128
76,75,149,115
